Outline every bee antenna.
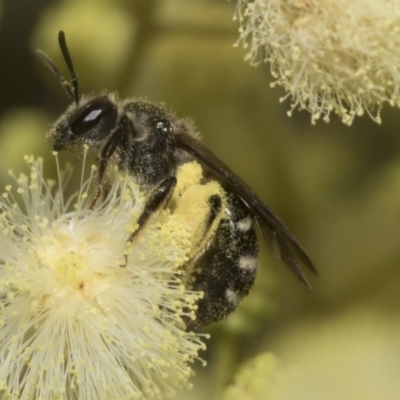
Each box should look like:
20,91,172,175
58,31,79,104
35,32,79,103
35,47,76,102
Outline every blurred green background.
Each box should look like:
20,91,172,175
1,0,400,398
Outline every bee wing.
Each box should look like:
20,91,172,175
175,131,317,289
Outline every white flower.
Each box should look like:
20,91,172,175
0,153,208,399
235,0,400,125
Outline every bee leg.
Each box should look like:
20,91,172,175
187,193,260,329
128,176,177,242
90,126,124,209
122,177,177,268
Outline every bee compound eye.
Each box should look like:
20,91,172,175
70,97,117,136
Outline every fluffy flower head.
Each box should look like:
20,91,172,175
0,154,207,399
235,0,400,124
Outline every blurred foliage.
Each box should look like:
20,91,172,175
223,310,400,400
221,352,279,400
0,108,50,178
0,0,400,398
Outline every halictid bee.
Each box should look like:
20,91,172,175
36,31,317,329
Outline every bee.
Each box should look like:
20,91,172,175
36,31,316,329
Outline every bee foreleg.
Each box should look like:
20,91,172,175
129,176,177,242
90,126,124,209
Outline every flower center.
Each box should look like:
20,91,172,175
31,220,114,300
55,251,86,287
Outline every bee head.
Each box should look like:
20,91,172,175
36,31,119,151
48,94,119,152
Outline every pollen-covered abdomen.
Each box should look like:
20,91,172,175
188,192,260,328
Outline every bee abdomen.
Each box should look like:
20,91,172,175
189,193,259,328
